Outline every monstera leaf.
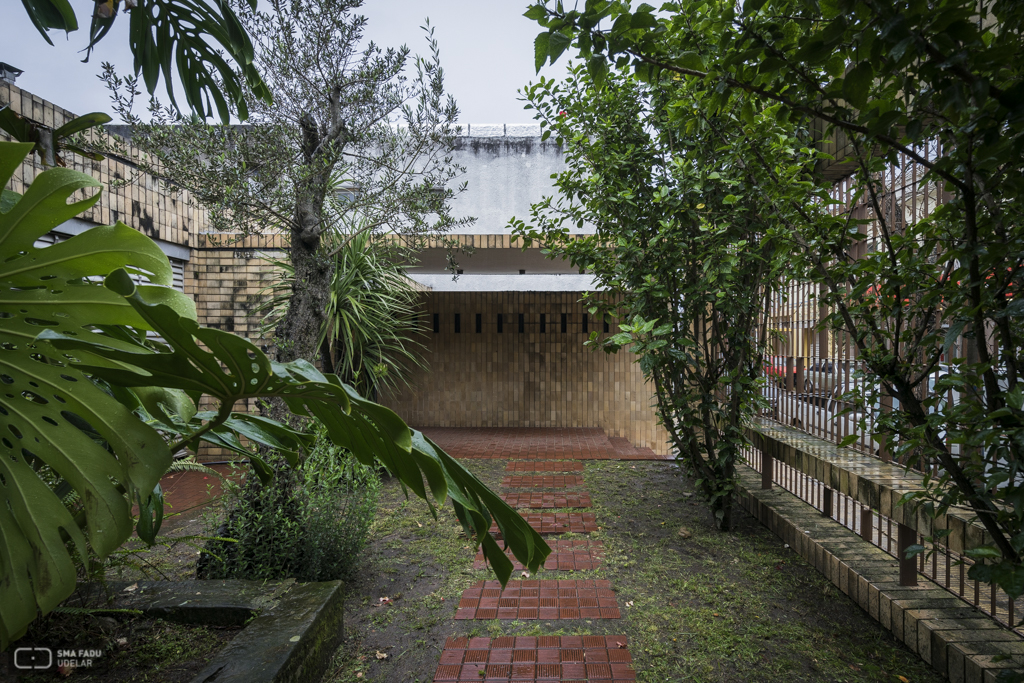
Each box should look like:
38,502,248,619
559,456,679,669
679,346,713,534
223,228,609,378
0,142,176,647
0,141,549,648
41,268,550,584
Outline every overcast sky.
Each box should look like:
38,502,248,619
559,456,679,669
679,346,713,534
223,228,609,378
1,0,566,124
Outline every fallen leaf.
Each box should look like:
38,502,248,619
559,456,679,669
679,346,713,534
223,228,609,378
378,596,393,606
417,522,423,528
376,651,388,660
123,583,138,593
356,673,363,679
898,677,909,682
116,638,128,647
616,641,627,648
625,601,634,607
521,571,530,578
678,527,692,539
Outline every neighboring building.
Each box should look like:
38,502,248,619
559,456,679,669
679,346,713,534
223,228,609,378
0,84,670,455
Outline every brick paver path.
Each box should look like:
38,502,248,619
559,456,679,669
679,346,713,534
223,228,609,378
455,580,621,620
500,492,592,509
432,427,649,682
473,539,605,571
506,461,585,473
420,427,665,460
501,474,586,488
489,512,598,536
434,636,636,681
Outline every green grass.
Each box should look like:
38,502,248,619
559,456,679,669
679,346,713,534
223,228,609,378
322,458,943,683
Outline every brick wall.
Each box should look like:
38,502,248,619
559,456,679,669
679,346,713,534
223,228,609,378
381,291,671,454
0,82,200,254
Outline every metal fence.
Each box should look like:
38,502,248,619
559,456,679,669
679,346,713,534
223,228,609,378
753,142,1020,632
742,443,1018,635
763,140,957,473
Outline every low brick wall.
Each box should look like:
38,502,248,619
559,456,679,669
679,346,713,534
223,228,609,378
735,465,1023,682
748,417,989,554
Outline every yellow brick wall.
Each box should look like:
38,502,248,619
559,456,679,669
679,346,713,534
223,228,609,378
381,291,671,454
1,82,200,250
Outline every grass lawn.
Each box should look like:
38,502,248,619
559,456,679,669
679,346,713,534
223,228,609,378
322,458,943,683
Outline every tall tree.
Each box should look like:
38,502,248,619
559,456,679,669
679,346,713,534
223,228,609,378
101,0,470,371
525,0,1024,601
513,64,808,529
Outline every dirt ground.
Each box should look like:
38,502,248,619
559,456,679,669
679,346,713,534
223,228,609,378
320,458,945,683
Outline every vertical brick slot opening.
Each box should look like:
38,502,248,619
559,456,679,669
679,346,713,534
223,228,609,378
603,318,610,333
582,313,588,333
518,314,525,334
433,313,440,333
455,313,461,333
561,313,567,333
476,313,482,333
497,314,503,333
540,314,546,333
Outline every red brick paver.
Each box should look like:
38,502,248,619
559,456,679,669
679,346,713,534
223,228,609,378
489,512,598,536
473,539,605,571
500,492,592,509
455,580,621,620
420,427,666,460
502,475,586,488
435,635,635,681
506,461,585,473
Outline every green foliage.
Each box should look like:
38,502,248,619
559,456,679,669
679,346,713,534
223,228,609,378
199,430,381,582
259,230,426,397
0,106,110,166
96,5,473,368
512,64,811,530
20,0,270,122
523,0,1024,607
0,141,548,650
0,142,174,648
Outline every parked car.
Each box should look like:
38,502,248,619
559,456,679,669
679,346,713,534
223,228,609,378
804,360,851,395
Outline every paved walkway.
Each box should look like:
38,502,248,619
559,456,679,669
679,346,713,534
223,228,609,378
421,427,666,460
434,427,640,682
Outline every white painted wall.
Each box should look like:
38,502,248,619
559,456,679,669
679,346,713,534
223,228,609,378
446,125,589,235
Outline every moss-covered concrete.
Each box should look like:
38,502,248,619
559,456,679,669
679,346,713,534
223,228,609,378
189,580,343,683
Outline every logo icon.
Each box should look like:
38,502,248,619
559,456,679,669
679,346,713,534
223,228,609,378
14,647,53,670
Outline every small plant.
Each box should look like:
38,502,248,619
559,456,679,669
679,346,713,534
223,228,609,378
199,429,381,582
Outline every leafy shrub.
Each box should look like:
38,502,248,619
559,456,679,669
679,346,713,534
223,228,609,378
199,432,381,582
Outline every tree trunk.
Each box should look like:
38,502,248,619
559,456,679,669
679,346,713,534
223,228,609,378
276,230,333,365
